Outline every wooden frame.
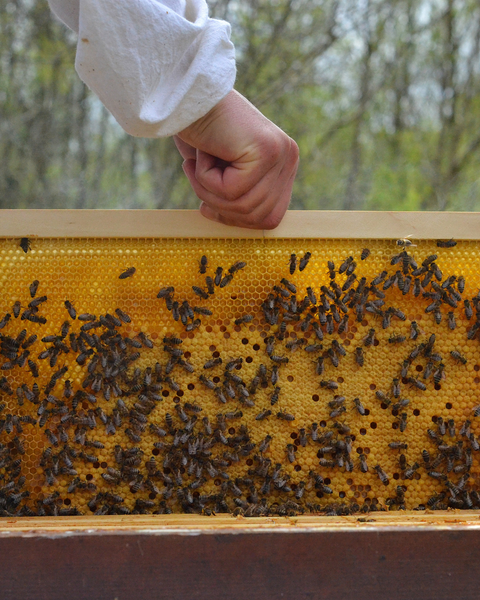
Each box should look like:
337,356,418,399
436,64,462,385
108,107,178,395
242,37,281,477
1,209,480,599
1,208,480,238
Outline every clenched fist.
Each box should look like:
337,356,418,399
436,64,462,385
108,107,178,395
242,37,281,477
175,90,299,230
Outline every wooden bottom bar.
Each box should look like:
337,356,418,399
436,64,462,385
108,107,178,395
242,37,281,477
0,514,480,599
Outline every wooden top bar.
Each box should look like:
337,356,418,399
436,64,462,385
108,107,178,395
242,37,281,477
0,209,479,239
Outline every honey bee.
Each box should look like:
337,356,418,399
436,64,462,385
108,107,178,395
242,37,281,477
339,256,353,274
320,380,338,390
375,390,391,406
327,260,335,279
389,334,406,344
119,267,136,279
374,464,389,485
358,454,368,473
270,386,281,406
199,255,208,274
398,412,408,432
229,261,246,274
354,347,364,367
299,252,312,271
270,355,289,364
20,237,31,253
277,410,295,421
234,314,254,326
353,397,366,415
330,406,346,419
450,350,467,365
396,235,416,248
436,239,457,248
360,248,371,261
363,328,376,347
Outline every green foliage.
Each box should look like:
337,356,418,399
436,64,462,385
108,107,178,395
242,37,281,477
1,0,480,211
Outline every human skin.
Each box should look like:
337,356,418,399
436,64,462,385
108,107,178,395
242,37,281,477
175,90,299,230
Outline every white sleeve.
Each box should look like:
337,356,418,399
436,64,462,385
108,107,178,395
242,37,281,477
48,0,236,137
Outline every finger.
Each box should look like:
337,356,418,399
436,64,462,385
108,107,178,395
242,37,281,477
194,143,283,201
187,148,295,222
174,135,196,161
186,159,283,217
194,157,297,228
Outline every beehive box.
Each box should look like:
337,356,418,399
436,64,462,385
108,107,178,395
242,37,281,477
1,210,480,600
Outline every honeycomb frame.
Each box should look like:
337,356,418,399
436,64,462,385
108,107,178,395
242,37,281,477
1,210,480,523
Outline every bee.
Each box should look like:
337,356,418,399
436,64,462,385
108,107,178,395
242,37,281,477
299,252,311,271
363,328,376,347
325,314,334,335
204,276,215,295
398,412,408,432
204,357,222,369
407,377,426,391
374,464,389,485
286,444,296,462
255,409,272,421
353,397,366,415
270,387,281,406
114,308,131,324
320,380,338,390
337,314,349,335
214,387,227,404
410,321,422,340
327,348,339,368
306,286,317,305
137,331,153,349
375,390,390,406
327,261,336,279
339,256,353,274
412,278,422,297
330,405,346,419
359,454,368,473
199,255,208,274
396,235,416,248
388,334,406,344
28,359,39,378
228,261,246,274
342,274,356,292
276,411,295,421
270,355,289,364
20,237,31,253
389,441,408,450
372,271,388,286
314,356,325,376
289,254,297,275
185,318,201,331
355,347,364,367
119,267,136,279
220,274,233,288
450,350,467,365
234,314,254,326
192,285,209,300
361,248,371,261
157,286,174,299
436,239,457,248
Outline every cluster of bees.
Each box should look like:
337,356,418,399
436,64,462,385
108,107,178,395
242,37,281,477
0,234,479,517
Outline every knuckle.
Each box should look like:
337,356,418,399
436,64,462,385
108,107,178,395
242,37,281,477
262,212,284,230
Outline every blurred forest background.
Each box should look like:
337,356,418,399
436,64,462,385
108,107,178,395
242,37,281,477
1,0,480,210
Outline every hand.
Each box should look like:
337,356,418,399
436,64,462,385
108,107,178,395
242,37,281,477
174,90,299,230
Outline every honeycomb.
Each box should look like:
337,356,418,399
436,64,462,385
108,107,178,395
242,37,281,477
0,235,479,517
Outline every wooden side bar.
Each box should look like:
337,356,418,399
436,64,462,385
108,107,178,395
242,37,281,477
1,521,480,600
1,209,480,239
